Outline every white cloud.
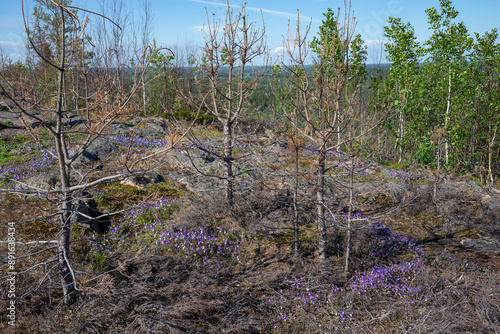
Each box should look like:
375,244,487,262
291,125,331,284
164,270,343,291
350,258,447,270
190,0,320,23
0,41,23,47
274,46,285,54
364,39,388,47
8,53,24,60
192,25,205,32
191,0,230,8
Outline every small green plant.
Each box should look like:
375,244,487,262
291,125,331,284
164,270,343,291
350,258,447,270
150,182,184,198
382,160,407,170
0,135,33,166
89,244,108,269
411,135,435,167
38,129,53,143
232,146,243,155
0,121,14,127
162,110,216,124
94,183,147,212
12,134,27,142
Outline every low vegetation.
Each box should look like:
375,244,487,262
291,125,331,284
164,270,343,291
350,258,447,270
1,0,499,333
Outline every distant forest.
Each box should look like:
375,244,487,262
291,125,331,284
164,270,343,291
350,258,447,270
1,0,499,180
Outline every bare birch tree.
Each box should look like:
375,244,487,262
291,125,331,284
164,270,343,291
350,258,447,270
280,2,369,260
0,0,177,304
197,1,266,206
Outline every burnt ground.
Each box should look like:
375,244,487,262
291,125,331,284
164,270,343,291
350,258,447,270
0,119,499,333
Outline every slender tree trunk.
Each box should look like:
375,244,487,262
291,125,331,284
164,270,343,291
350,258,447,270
72,70,78,110
437,132,441,172
293,123,300,258
56,89,77,305
489,121,497,184
55,126,77,305
337,124,341,150
163,63,169,113
58,194,77,305
141,74,147,115
84,74,89,110
377,127,381,159
223,121,234,207
55,5,77,305
317,140,327,260
398,107,404,163
445,63,452,165
360,86,364,146
344,153,354,273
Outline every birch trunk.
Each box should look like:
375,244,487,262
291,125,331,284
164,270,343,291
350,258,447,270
317,140,327,260
444,63,452,165
223,121,234,207
344,154,354,273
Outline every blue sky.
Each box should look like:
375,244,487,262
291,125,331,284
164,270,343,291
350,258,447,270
1,0,499,64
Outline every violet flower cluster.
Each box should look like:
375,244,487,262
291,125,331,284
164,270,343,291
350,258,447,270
365,221,425,262
348,259,423,299
90,197,241,269
0,150,54,186
262,278,366,332
324,212,424,262
382,168,423,181
263,277,349,331
186,140,220,156
262,222,432,330
235,140,260,152
155,226,241,268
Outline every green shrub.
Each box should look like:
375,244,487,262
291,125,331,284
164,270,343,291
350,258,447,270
0,120,13,127
411,135,435,167
0,135,33,166
94,183,147,212
162,110,216,124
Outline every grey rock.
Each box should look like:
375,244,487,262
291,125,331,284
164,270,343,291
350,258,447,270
72,140,118,170
237,179,253,196
120,172,164,189
461,237,500,253
179,174,219,193
202,153,215,163
240,169,263,182
107,117,169,138
130,116,143,125
87,140,118,157
0,101,18,112
267,140,288,153
164,149,224,175
25,172,60,190
108,122,134,136
144,118,169,137
62,111,86,127
0,111,19,120
72,155,97,171
135,117,169,136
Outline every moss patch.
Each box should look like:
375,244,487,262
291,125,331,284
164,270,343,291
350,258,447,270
94,180,185,212
94,183,147,212
0,135,35,166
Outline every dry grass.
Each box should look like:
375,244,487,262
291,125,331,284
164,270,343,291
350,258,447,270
1,130,500,333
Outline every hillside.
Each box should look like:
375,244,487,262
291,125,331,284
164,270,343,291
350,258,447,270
1,113,499,333
2,0,500,332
